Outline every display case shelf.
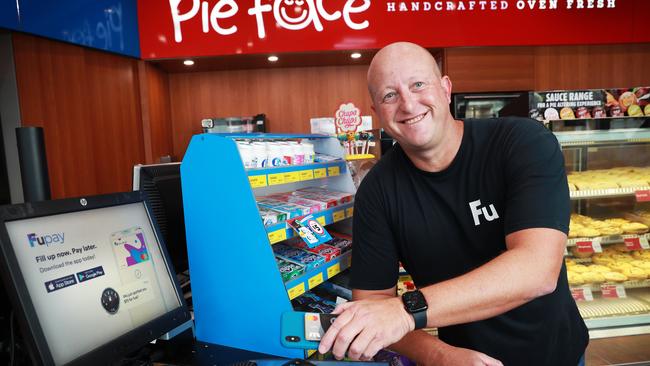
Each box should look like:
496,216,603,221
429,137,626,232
555,128,650,147
566,233,650,247
247,160,347,188
570,187,650,200
266,202,354,244
284,251,352,300
572,280,650,293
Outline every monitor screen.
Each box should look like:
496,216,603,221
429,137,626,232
133,163,188,279
0,193,189,365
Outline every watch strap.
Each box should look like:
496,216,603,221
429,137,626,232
412,309,427,330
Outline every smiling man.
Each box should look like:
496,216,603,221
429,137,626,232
317,42,588,365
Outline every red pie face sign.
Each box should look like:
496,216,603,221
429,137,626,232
335,103,362,133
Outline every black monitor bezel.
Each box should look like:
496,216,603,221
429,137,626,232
133,162,189,276
0,191,191,366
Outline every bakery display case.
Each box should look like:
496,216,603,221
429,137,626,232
551,118,650,338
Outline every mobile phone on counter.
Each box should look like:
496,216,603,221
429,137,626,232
280,311,338,349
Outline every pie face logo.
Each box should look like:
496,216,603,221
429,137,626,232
169,0,371,42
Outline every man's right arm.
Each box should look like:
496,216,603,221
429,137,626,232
351,288,502,366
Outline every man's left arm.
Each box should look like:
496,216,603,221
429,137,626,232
319,227,566,360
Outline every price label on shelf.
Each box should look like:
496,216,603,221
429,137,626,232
283,171,300,184
564,247,569,256
314,168,327,179
570,286,593,301
268,173,285,186
327,166,340,177
601,284,627,299
299,170,314,181
333,210,345,222
308,273,324,289
636,190,650,202
576,238,602,253
248,175,268,188
345,207,354,218
327,263,341,278
287,283,306,300
268,229,287,244
624,236,650,251
316,216,326,226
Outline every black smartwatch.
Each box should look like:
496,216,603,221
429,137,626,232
401,289,428,330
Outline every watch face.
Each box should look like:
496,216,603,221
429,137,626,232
403,290,428,312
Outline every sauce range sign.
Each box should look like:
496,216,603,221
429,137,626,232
529,87,650,122
138,0,650,59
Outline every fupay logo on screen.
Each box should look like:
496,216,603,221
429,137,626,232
27,232,65,247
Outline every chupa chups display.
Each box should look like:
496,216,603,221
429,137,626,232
529,87,650,121
275,256,306,282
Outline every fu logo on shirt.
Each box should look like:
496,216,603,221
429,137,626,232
469,199,499,226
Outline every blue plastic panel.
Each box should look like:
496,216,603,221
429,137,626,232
181,134,302,358
0,0,140,58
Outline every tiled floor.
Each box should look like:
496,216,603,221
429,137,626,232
586,334,650,365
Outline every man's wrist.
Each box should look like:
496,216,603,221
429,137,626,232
401,289,428,330
395,297,415,332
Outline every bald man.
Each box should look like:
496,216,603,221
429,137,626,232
317,42,588,366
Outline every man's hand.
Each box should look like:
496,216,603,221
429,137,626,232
432,344,503,366
317,297,414,360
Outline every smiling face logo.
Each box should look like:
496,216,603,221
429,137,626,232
274,0,324,31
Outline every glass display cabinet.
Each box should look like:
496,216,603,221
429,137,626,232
551,117,650,338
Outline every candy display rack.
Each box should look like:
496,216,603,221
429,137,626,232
181,133,355,357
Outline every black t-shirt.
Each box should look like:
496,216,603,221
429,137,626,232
351,118,588,366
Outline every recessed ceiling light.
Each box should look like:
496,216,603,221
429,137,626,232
268,55,279,62
183,59,195,66
351,52,362,59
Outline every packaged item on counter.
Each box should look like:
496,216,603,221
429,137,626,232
272,243,305,259
292,291,337,314
258,207,287,226
328,237,353,254
289,214,333,248
314,154,341,163
275,244,326,271
256,198,311,218
264,193,326,213
295,187,354,206
327,231,353,253
293,242,341,262
275,256,306,282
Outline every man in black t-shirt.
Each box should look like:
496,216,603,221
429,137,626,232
317,42,588,365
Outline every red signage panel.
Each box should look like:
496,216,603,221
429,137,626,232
138,0,650,59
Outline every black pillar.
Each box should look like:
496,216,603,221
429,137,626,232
16,126,51,202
